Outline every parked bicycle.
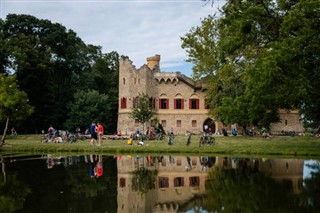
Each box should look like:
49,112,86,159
199,132,215,147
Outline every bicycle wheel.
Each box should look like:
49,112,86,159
210,137,215,145
199,137,203,147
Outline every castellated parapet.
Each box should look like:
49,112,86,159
117,55,304,135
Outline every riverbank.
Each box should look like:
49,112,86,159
1,134,320,158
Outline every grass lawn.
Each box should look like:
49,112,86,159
1,134,320,158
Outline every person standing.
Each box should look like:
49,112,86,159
97,122,104,146
168,128,174,145
48,125,55,141
89,121,97,145
186,130,191,146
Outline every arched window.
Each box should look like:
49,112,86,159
174,93,184,109
159,94,169,109
189,94,199,109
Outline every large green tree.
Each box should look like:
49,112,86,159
80,51,120,133
0,14,101,133
182,0,320,128
0,74,33,144
64,90,111,133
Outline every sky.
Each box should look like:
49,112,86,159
0,0,225,77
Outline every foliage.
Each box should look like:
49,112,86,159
0,169,31,213
130,92,155,131
181,0,320,128
131,167,158,195
64,90,110,132
0,14,119,134
0,14,99,132
85,51,120,133
205,164,302,212
0,74,33,121
0,74,33,143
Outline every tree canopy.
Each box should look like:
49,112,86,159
182,0,320,128
0,74,33,143
0,14,120,134
130,93,155,132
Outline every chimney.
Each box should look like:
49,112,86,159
147,54,160,70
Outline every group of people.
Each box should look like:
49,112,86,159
89,121,104,146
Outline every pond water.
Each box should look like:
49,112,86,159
0,154,319,213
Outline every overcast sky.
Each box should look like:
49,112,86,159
1,0,225,77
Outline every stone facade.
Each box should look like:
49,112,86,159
117,55,304,135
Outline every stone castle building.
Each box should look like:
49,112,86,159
117,54,304,135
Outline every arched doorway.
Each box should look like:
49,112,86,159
203,118,215,133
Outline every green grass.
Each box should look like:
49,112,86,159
1,134,320,158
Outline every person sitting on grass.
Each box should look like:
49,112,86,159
232,128,238,136
138,139,144,146
127,138,133,145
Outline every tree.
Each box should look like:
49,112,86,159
64,90,111,133
182,0,320,128
81,51,120,133
0,74,33,144
130,93,155,133
0,14,101,132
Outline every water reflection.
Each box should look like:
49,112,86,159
0,155,319,213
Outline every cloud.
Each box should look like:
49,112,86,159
1,0,225,76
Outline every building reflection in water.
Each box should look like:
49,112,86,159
116,156,304,213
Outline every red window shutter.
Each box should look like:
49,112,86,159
189,177,192,185
167,99,169,109
174,99,176,109
174,178,177,187
124,98,127,108
133,97,136,108
181,99,184,109
159,99,161,109
189,99,191,109
166,177,169,187
181,177,184,186
197,176,200,186
196,99,199,109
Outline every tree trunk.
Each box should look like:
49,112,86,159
0,116,9,145
1,155,6,184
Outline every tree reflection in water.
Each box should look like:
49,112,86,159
0,155,31,213
201,160,320,213
1,155,320,212
131,167,158,195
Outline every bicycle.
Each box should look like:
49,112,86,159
199,132,215,147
